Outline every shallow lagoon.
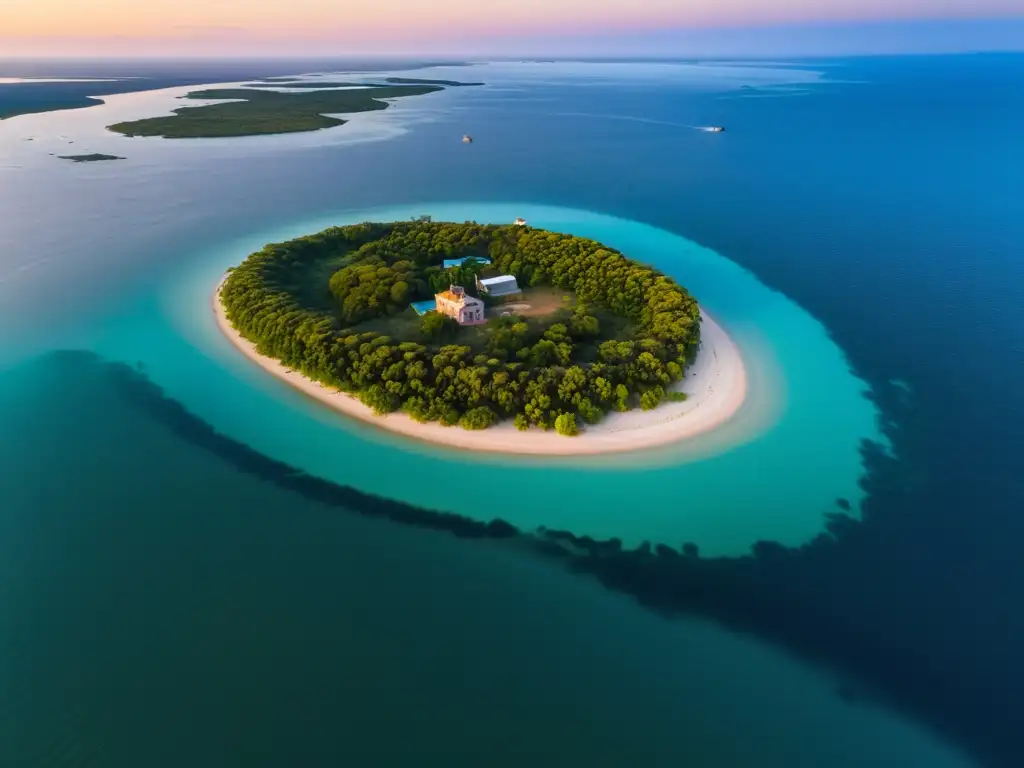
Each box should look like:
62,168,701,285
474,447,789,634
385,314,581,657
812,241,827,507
66,200,876,556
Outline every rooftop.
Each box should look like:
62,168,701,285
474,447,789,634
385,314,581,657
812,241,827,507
437,288,481,304
443,256,490,269
478,274,522,297
479,275,518,287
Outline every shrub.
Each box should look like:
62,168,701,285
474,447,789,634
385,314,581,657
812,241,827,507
554,413,579,436
640,386,665,411
359,384,398,415
459,406,498,430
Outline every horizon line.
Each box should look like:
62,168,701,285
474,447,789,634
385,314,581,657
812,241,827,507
2,49,1022,61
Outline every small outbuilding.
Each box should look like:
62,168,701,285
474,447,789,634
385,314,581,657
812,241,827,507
476,274,522,299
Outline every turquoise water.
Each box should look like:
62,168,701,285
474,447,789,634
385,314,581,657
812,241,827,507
71,201,880,556
5,57,1013,764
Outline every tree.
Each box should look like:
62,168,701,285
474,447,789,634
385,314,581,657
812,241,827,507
577,398,603,425
420,312,450,340
390,280,410,304
558,366,587,405
460,406,498,430
570,312,600,338
640,386,665,411
359,384,398,415
614,384,631,412
402,395,429,421
554,413,579,436
544,323,569,343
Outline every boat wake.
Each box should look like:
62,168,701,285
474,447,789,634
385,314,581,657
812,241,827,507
551,112,725,134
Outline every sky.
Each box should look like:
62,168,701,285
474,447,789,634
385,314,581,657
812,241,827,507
3,0,1023,57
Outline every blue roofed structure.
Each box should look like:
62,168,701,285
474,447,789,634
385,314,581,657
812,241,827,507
409,300,437,316
443,256,490,270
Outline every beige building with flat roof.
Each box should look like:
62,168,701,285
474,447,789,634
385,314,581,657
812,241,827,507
435,285,485,326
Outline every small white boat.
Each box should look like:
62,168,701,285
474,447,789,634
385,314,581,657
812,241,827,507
703,126,725,133
462,134,473,143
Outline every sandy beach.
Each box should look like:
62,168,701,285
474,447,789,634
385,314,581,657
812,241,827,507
213,279,747,455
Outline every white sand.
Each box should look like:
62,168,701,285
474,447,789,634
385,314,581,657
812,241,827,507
213,279,747,455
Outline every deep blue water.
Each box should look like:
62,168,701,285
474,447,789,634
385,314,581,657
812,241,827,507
1,55,1023,766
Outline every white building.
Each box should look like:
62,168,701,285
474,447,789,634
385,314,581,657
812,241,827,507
434,285,485,326
476,274,522,300
514,217,527,226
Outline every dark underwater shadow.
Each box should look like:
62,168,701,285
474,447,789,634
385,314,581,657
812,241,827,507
41,349,1022,768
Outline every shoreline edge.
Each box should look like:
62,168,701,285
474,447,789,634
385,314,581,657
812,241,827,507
212,276,748,456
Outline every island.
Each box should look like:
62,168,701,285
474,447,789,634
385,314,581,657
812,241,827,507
58,153,125,163
383,77,484,87
216,220,746,455
106,83,447,139
241,81,380,89
242,78,484,89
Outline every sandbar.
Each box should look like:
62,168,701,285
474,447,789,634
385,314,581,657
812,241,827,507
213,277,747,455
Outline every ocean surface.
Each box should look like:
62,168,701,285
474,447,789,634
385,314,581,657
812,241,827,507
1,55,1022,766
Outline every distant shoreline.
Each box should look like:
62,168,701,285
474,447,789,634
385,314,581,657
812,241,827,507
58,153,124,163
0,63,477,121
213,277,747,456
106,79,476,139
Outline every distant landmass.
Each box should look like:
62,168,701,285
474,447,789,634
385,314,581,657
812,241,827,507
0,60,473,121
58,153,124,163
107,82,460,139
243,81,387,89
244,77,483,89
383,77,484,87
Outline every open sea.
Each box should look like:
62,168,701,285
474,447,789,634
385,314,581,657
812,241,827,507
1,55,1022,766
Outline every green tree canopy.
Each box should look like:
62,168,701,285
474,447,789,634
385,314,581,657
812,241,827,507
220,220,701,436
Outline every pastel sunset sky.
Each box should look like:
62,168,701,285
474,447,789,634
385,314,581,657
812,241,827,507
4,0,1023,56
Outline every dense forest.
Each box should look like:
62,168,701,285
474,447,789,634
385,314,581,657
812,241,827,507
220,221,701,435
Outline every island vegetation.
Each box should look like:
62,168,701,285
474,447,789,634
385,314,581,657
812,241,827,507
241,81,383,89
383,77,484,87
58,153,125,163
243,77,483,89
220,221,700,435
107,83,444,139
